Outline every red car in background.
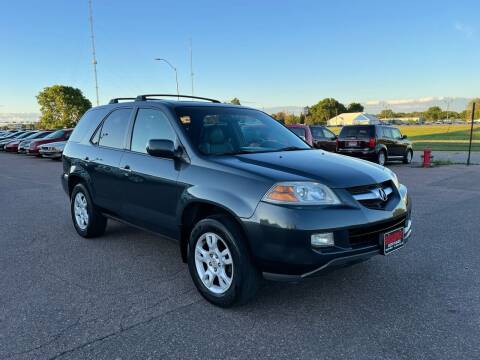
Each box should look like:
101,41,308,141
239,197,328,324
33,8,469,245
5,131,50,153
286,124,313,146
286,124,338,152
27,129,73,156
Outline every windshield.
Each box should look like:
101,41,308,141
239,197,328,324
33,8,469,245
45,130,64,139
175,107,310,155
24,132,42,139
339,126,374,139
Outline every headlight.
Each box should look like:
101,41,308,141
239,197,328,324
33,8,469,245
263,182,341,205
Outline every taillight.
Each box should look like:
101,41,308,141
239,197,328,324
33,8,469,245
368,138,376,148
336,139,339,150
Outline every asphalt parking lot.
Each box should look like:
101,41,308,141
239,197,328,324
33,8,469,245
1,153,479,360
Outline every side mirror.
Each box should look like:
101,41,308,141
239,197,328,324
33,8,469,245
147,139,179,159
402,135,408,139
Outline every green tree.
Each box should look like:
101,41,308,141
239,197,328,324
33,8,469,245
465,98,480,121
424,106,443,121
230,97,241,105
378,109,395,119
308,98,347,125
347,102,364,112
36,85,91,129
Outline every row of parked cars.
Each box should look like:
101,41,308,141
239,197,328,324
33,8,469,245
285,123,414,166
0,128,72,159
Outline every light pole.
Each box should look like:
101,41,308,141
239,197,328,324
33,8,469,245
154,58,179,98
88,0,99,106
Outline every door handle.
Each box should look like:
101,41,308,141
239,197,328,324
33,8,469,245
84,156,89,162
123,165,132,172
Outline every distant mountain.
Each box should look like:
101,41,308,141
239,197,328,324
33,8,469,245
0,113,39,124
363,97,471,114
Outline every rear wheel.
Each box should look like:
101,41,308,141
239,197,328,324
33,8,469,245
403,149,413,164
70,183,107,238
188,215,259,307
376,150,387,166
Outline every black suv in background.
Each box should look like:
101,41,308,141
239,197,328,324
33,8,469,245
62,95,412,307
336,125,413,166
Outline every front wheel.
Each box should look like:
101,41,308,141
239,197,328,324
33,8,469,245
188,215,259,307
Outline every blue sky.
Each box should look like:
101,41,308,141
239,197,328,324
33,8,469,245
1,0,478,113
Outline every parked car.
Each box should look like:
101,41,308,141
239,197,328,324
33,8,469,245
286,124,313,145
310,125,337,152
18,131,53,153
287,124,338,152
5,131,47,152
27,129,72,156
336,125,413,166
39,141,66,159
0,130,20,140
0,131,33,151
62,95,412,307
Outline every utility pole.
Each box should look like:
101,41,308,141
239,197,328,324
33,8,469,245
189,38,194,95
88,0,99,106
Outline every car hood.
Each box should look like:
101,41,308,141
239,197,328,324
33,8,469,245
40,141,66,148
212,149,393,188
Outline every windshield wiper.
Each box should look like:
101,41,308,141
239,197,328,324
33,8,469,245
276,146,310,152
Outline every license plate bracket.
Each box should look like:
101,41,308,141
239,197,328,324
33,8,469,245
382,227,404,255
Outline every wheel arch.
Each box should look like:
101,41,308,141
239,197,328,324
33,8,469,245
178,200,253,264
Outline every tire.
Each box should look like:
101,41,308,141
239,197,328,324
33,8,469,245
187,215,260,307
403,149,413,164
376,150,387,166
70,183,107,238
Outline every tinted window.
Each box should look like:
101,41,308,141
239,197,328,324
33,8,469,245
98,108,132,149
131,109,176,154
290,127,306,139
70,108,109,143
310,127,324,138
339,126,374,139
391,128,402,139
323,128,337,139
382,127,394,138
45,130,65,139
175,107,309,155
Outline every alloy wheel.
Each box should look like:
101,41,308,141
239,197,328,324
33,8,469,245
74,192,89,230
194,232,234,294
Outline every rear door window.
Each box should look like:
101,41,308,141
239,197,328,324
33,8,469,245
97,108,132,149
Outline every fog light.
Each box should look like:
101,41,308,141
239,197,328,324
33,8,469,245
311,233,334,247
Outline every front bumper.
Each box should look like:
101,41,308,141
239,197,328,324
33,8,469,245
40,150,62,158
242,184,412,280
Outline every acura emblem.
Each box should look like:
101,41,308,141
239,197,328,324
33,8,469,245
377,188,388,201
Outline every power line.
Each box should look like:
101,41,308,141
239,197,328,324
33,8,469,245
88,0,99,106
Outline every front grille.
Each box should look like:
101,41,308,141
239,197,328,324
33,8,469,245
348,215,406,247
347,180,394,210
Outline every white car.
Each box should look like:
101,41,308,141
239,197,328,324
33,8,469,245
38,141,66,159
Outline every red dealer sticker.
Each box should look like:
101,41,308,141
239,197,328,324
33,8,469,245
383,228,404,255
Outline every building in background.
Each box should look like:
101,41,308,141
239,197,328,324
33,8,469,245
327,112,380,126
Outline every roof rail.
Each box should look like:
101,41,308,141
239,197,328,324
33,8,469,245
108,97,136,104
135,94,221,103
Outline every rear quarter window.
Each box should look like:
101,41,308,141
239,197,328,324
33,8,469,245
69,108,110,143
